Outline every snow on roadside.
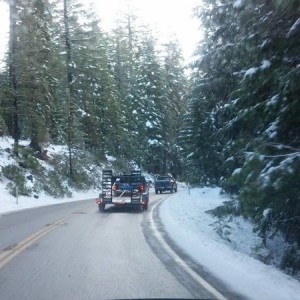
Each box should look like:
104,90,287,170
0,187,99,215
159,187,300,300
0,137,100,214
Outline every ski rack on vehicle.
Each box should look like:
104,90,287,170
130,170,142,203
102,169,112,202
97,169,149,212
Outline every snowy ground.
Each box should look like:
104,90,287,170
0,137,100,214
160,187,300,300
0,187,99,214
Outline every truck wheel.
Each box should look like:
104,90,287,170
99,204,105,212
159,190,162,194
155,189,158,194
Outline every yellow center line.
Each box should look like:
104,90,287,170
0,214,74,269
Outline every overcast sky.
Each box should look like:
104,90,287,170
93,0,202,61
0,0,202,64
0,2,9,64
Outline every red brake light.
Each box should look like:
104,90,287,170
140,184,144,192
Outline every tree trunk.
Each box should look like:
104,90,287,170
9,0,20,156
64,0,74,178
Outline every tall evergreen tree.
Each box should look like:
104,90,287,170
131,33,166,173
63,0,78,177
163,40,187,177
109,8,142,163
181,0,240,184
1,0,58,156
8,0,21,156
17,0,56,152
68,2,121,160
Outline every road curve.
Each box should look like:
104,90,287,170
0,191,224,299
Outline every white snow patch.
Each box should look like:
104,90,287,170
232,168,242,176
77,107,87,116
148,139,158,145
187,152,194,159
263,208,271,218
261,59,271,69
226,156,234,162
105,155,116,162
146,120,153,128
260,39,270,49
265,120,278,139
287,18,300,37
244,67,258,78
233,0,243,8
0,189,99,214
260,173,271,187
160,188,300,300
266,94,279,107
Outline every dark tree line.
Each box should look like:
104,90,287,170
0,0,187,177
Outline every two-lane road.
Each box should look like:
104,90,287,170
0,191,226,299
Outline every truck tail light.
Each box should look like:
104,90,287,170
96,198,102,204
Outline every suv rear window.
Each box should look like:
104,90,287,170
157,176,171,180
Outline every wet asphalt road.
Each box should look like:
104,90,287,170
0,191,226,300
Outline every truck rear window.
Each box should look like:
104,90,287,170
157,176,171,180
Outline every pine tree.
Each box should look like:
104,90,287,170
8,0,21,156
108,8,142,163
131,33,166,173
1,0,58,156
163,40,187,177
63,0,78,177
181,0,240,184
17,0,56,153
68,2,121,160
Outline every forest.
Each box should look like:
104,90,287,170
0,0,299,276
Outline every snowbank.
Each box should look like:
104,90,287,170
0,188,98,214
0,137,99,214
160,187,300,300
